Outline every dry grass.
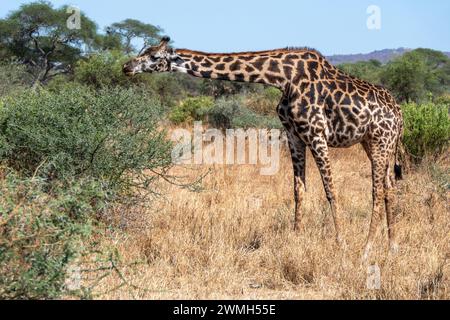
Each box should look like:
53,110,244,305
93,142,449,300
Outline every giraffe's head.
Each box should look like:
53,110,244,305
123,37,183,76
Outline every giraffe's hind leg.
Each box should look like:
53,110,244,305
362,140,392,261
385,158,399,254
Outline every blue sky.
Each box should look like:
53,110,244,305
1,0,449,55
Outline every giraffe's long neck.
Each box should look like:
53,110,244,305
174,49,297,90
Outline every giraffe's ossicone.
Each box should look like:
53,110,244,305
124,37,404,259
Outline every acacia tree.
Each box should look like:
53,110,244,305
0,1,99,86
381,51,429,103
381,49,450,103
106,19,164,54
412,48,450,98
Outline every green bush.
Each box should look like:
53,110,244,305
208,97,282,130
434,94,450,107
0,63,32,96
402,102,450,161
245,87,282,116
0,85,175,298
145,73,187,108
232,107,282,130
0,170,101,299
207,98,242,129
74,50,133,89
169,96,214,124
0,85,173,201
199,78,259,97
169,96,282,129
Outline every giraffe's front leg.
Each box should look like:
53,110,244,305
309,136,343,245
288,133,306,231
278,105,307,231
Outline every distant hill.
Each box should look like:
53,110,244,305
326,48,450,65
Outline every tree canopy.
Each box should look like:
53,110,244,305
381,49,450,103
0,1,99,85
106,19,164,54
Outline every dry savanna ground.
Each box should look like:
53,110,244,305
92,132,449,300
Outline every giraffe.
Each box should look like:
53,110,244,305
123,37,404,259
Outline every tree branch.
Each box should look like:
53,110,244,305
29,30,45,56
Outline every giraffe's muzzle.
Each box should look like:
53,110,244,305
123,61,138,76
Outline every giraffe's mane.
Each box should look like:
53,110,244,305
176,47,324,57
284,46,324,56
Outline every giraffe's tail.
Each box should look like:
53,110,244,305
394,122,404,181
394,159,403,181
